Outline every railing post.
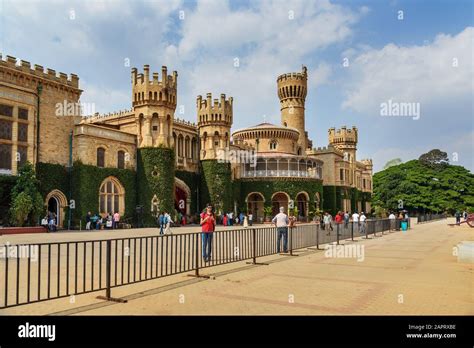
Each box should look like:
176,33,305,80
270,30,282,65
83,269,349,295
105,239,111,299
195,233,200,277
351,222,354,241
336,223,340,245
316,224,320,249
289,227,293,255
252,228,257,263
97,240,127,303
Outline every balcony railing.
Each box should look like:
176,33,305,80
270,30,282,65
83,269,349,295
242,169,319,179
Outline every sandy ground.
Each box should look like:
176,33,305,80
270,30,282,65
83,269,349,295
0,218,472,315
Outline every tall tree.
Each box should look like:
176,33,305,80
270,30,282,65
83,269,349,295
419,149,449,169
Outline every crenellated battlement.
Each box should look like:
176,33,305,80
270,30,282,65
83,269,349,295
81,109,134,123
197,93,233,127
309,144,343,155
131,65,177,109
276,66,308,83
329,125,358,145
0,53,80,89
174,117,197,129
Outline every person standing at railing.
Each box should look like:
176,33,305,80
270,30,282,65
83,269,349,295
200,204,216,262
344,211,350,228
323,212,331,235
389,212,396,230
352,211,359,234
359,212,367,235
248,212,253,226
272,206,289,253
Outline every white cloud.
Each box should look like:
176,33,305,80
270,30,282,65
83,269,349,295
342,27,474,114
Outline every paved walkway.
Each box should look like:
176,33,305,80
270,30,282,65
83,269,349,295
1,218,472,315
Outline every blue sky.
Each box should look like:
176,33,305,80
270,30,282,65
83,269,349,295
1,0,472,172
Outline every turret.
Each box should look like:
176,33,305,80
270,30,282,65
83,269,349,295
197,93,233,160
277,66,308,153
132,64,178,148
329,126,358,162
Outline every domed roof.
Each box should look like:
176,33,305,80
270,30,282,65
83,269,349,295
232,122,300,135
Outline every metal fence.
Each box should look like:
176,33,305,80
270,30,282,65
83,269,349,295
417,214,447,223
0,219,400,309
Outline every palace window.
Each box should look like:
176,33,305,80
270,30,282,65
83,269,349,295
99,177,125,215
340,169,344,181
97,147,105,167
269,140,277,150
18,123,28,142
117,150,125,169
18,108,28,120
0,144,12,170
0,104,13,117
0,120,12,140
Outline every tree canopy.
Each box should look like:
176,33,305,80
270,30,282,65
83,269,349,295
373,155,474,214
383,158,402,170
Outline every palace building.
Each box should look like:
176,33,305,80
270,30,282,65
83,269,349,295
0,54,373,227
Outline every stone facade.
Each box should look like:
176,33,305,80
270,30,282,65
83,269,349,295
0,54,374,223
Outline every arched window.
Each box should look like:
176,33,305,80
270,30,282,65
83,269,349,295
117,150,125,169
99,177,125,215
269,139,277,150
97,147,105,167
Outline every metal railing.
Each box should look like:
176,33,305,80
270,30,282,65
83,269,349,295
0,219,401,309
417,214,447,223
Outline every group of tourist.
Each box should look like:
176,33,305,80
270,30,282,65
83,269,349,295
219,211,253,226
454,210,469,225
157,211,174,235
41,212,57,232
320,211,368,235
85,211,121,230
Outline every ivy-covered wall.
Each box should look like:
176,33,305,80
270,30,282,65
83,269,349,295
323,185,337,215
238,178,323,212
70,161,136,227
137,147,175,225
175,170,200,214
0,175,17,225
200,160,232,213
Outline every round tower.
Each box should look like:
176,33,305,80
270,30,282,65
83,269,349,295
132,65,177,148
197,93,233,160
277,66,308,153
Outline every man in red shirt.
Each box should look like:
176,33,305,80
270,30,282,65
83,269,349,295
200,204,216,262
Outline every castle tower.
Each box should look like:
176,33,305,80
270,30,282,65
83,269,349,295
196,93,233,213
132,65,177,148
277,66,308,153
197,93,233,160
328,125,358,162
133,65,178,224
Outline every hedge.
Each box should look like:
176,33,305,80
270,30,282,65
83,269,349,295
0,175,18,225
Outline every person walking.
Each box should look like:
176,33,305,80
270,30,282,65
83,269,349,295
323,212,331,235
164,211,173,234
200,204,216,262
455,210,461,225
272,206,289,253
158,212,165,235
